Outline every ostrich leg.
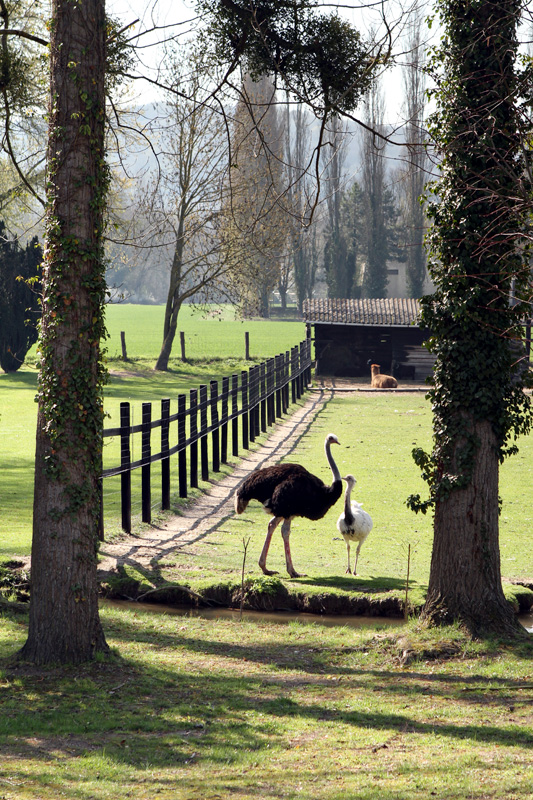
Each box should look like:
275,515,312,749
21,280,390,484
259,516,282,575
354,542,362,575
346,542,352,574
281,518,306,578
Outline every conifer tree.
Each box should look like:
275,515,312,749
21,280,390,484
0,223,41,373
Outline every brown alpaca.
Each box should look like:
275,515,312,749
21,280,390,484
370,363,398,389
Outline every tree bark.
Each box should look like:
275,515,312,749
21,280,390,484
20,0,109,664
422,419,520,636
155,215,185,371
415,0,531,638
155,293,182,371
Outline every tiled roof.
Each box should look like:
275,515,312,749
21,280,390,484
303,298,422,327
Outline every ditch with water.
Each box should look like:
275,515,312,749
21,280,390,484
103,599,533,633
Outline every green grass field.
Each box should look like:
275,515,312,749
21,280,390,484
0,606,532,800
147,391,533,609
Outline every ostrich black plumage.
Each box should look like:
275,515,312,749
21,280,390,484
234,433,342,578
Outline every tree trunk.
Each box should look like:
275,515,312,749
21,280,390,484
422,418,520,636
155,233,184,371
259,289,270,318
19,0,109,664
155,285,183,371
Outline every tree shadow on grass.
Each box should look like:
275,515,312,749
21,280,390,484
1,630,532,779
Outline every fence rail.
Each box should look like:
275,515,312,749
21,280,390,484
100,339,312,536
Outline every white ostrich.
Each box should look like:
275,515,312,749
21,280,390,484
336,474,373,575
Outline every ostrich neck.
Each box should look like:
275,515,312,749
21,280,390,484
325,441,341,484
344,483,353,514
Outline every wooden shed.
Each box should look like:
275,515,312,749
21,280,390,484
303,298,435,380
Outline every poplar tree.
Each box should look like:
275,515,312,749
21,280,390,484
360,80,389,298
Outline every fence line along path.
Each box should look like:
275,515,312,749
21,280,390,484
97,389,332,578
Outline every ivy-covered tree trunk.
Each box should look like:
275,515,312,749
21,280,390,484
412,0,531,636
20,0,109,664
424,420,513,629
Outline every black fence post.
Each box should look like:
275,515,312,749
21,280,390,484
161,398,170,510
283,351,289,413
190,388,198,489
299,341,305,394
267,358,275,426
211,380,220,472
231,373,239,457
141,402,152,524
254,365,261,438
291,346,297,403
200,384,209,481
178,394,187,498
221,376,229,464
98,474,104,542
275,355,282,418
120,402,131,533
260,361,267,433
249,366,256,444
241,370,249,449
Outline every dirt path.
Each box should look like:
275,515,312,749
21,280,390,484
97,389,336,578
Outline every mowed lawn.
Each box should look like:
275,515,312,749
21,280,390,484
0,604,532,800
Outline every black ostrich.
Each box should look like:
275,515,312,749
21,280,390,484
234,433,342,578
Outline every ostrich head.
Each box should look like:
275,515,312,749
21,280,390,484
343,474,356,487
326,433,340,447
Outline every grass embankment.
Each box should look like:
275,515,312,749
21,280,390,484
0,605,532,800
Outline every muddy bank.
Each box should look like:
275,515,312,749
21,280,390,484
100,576,407,617
98,570,533,618
2,560,532,620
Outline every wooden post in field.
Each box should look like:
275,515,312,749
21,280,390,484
231,373,239,457
120,331,127,360
180,331,187,362
245,331,250,360
190,388,198,489
199,384,209,481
